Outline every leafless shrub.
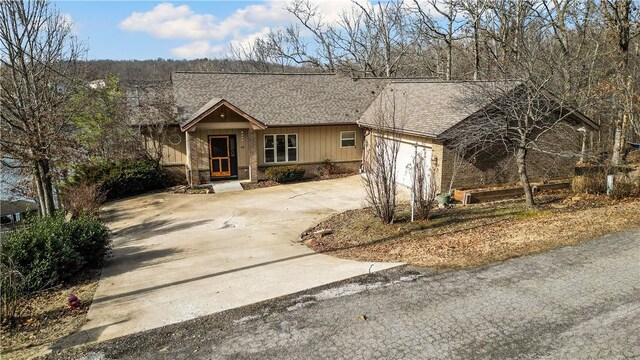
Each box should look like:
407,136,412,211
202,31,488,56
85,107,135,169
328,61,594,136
60,183,106,219
572,173,607,195
412,156,439,220
127,81,177,166
1,259,25,325
362,93,403,224
363,133,400,224
610,173,640,199
627,150,640,164
320,159,337,176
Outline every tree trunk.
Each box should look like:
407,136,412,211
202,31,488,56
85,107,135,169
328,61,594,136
610,1,631,167
611,112,628,166
516,147,535,207
35,159,56,216
580,130,588,163
473,19,480,80
33,163,46,216
446,39,452,80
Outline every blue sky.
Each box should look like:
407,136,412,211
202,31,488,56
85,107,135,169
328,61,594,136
55,1,355,60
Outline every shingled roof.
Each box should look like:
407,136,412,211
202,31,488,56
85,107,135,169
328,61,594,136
172,72,387,127
122,80,175,126
358,80,522,138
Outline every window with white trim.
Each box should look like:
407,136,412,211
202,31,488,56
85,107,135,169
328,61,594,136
264,134,297,163
340,131,356,148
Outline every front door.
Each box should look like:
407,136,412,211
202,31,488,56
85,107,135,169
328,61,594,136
208,135,238,178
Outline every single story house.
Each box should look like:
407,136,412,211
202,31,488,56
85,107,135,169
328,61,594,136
1,199,38,229
137,72,598,191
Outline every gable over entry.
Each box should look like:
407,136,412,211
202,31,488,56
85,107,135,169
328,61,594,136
182,98,265,186
180,98,267,132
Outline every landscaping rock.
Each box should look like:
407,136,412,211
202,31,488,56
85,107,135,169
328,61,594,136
398,225,423,232
314,229,333,237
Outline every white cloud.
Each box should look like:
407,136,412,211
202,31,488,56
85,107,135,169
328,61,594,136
119,3,220,40
120,1,363,59
171,40,224,58
170,27,272,59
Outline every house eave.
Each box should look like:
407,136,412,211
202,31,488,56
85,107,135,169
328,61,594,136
357,122,440,139
266,122,358,128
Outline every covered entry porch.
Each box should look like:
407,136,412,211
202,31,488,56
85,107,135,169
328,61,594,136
181,99,265,186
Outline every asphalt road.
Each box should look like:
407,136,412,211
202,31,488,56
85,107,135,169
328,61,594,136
52,229,640,360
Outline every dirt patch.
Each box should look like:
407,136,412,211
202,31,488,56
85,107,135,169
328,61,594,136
0,271,100,360
302,191,640,269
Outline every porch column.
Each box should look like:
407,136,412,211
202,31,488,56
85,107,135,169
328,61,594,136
248,127,258,182
186,129,200,187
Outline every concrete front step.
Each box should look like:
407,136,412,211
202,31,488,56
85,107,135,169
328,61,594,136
211,181,244,193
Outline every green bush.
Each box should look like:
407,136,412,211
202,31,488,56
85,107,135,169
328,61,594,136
265,165,305,183
68,159,169,200
1,214,111,294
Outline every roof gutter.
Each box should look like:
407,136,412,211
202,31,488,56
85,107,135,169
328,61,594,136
357,121,440,139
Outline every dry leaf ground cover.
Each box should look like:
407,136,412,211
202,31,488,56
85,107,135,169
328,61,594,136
0,271,100,360
302,191,640,268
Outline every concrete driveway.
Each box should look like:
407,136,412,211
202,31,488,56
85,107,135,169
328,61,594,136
54,230,640,359
65,176,401,345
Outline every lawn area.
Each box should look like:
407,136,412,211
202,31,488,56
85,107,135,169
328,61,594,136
0,272,100,360
301,191,640,268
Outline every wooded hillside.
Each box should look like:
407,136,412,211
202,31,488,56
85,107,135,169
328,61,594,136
81,59,310,81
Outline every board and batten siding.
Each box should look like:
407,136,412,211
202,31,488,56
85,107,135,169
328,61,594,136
148,124,363,170
144,127,187,165
192,128,251,169
257,125,362,166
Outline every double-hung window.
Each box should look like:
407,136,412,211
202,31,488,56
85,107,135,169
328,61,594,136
340,131,356,148
265,134,297,163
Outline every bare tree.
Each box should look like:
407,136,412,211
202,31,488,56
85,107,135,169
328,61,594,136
260,0,338,71
413,0,465,80
236,0,416,78
0,0,85,216
445,81,586,207
411,152,439,220
362,92,404,223
127,81,177,166
602,0,639,166
482,0,536,75
335,1,415,77
457,0,489,80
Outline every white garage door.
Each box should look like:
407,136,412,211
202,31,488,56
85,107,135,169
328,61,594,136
394,141,432,189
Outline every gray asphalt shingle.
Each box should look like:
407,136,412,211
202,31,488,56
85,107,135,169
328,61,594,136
358,80,520,137
172,72,387,127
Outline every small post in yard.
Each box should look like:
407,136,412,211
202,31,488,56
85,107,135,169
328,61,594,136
578,127,587,163
410,144,418,222
607,174,615,196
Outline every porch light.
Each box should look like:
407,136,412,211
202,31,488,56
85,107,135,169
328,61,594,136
220,108,225,119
